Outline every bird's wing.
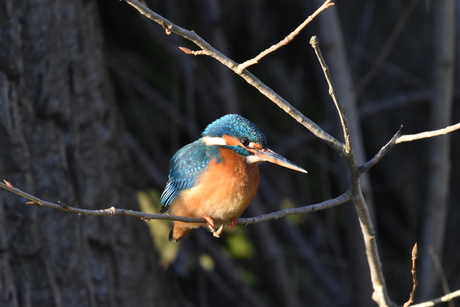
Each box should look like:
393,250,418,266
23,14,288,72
160,140,219,212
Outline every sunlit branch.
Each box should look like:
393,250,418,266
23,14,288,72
396,122,460,144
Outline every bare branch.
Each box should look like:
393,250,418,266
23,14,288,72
0,180,204,223
237,0,335,72
403,243,418,307
123,0,345,155
239,191,351,226
359,126,403,174
410,290,460,307
396,122,460,144
310,35,393,307
0,180,350,226
310,35,351,153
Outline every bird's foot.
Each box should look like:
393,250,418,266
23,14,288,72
202,215,224,238
228,219,237,229
212,225,224,238
202,215,215,229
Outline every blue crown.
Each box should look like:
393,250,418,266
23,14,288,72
202,114,268,148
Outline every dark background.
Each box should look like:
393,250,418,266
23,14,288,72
1,0,459,306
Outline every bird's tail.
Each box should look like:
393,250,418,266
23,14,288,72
169,221,201,242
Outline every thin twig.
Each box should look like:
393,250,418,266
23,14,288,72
359,126,403,174
0,180,204,223
403,243,418,307
239,191,351,225
0,180,350,226
236,0,335,72
310,34,393,307
123,0,345,155
396,122,460,144
410,290,460,307
310,36,351,153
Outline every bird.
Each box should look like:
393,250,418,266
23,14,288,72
160,114,307,242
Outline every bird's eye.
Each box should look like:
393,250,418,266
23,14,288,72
240,137,250,147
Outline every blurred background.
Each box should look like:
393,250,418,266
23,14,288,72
1,0,459,306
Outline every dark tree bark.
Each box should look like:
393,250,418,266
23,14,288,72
0,0,175,306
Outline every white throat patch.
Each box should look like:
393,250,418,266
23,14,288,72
245,155,265,164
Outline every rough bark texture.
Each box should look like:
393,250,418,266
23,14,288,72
0,0,174,306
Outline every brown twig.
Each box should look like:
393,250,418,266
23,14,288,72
236,0,335,72
403,243,418,307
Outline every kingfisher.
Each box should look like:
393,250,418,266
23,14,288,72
160,114,307,242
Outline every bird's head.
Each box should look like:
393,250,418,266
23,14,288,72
201,114,307,173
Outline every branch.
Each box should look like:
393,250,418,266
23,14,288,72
310,35,351,153
237,0,335,72
396,122,460,144
359,126,403,174
122,0,345,155
410,290,460,307
0,180,204,223
239,191,351,225
359,121,460,175
310,36,393,307
0,180,350,226
403,243,418,307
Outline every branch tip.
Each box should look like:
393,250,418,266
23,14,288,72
309,36,319,46
179,46,192,54
3,180,14,188
412,243,418,258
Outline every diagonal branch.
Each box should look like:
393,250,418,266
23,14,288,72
123,0,345,155
237,0,335,72
239,191,351,225
359,126,403,174
310,35,351,153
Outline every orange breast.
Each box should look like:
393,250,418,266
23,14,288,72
169,147,260,225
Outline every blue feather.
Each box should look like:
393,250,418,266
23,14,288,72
160,139,221,212
203,114,267,147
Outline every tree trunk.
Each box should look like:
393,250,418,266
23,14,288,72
0,0,174,306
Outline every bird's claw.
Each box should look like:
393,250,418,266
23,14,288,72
212,225,224,238
202,215,224,238
228,219,237,229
